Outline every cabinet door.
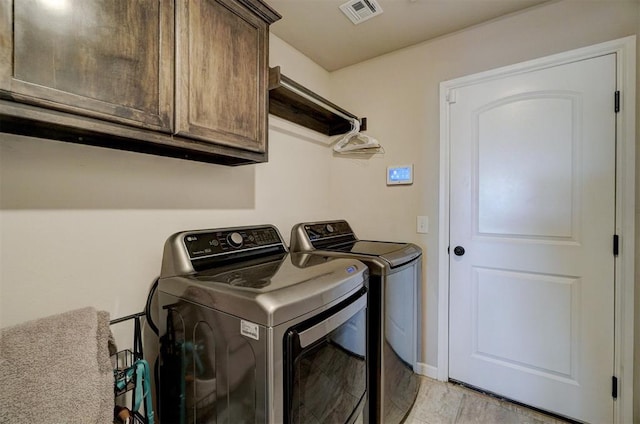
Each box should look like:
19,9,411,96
0,0,173,131
175,0,269,153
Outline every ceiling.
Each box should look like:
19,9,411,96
268,0,551,71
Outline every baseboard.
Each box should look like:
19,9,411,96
414,362,438,379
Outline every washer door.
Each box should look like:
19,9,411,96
283,289,367,424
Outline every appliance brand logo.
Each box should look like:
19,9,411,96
241,320,260,340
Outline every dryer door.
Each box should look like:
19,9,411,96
283,289,367,424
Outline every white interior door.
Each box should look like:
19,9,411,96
448,53,616,423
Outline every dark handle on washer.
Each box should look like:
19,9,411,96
453,246,465,256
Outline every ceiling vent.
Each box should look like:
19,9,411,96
339,0,383,25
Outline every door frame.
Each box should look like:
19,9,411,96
437,36,636,423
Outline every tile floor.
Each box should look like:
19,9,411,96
404,377,572,424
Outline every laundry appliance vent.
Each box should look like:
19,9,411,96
339,0,383,25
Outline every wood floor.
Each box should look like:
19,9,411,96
404,377,572,424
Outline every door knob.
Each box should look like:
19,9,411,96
453,246,465,256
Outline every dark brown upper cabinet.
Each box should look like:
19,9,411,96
0,0,280,165
175,0,276,153
0,0,174,131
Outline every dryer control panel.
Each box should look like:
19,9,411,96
184,226,283,260
161,225,288,277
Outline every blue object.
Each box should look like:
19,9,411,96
132,359,154,424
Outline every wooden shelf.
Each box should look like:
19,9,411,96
268,66,365,136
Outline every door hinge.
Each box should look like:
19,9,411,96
612,376,618,399
614,91,620,113
613,234,619,256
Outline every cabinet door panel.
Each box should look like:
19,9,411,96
176,0,268,153
0,0,173,131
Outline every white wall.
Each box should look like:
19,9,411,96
0,36,336,339
326,0,640,373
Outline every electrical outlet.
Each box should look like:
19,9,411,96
417,216,428,234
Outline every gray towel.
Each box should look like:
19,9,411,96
0,307,115,424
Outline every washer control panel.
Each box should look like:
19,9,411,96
303,220,354,241
184,226,283,260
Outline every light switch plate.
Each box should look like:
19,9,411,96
417,216,428,234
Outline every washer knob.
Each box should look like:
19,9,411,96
326,224,335,233
227,232,243,248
